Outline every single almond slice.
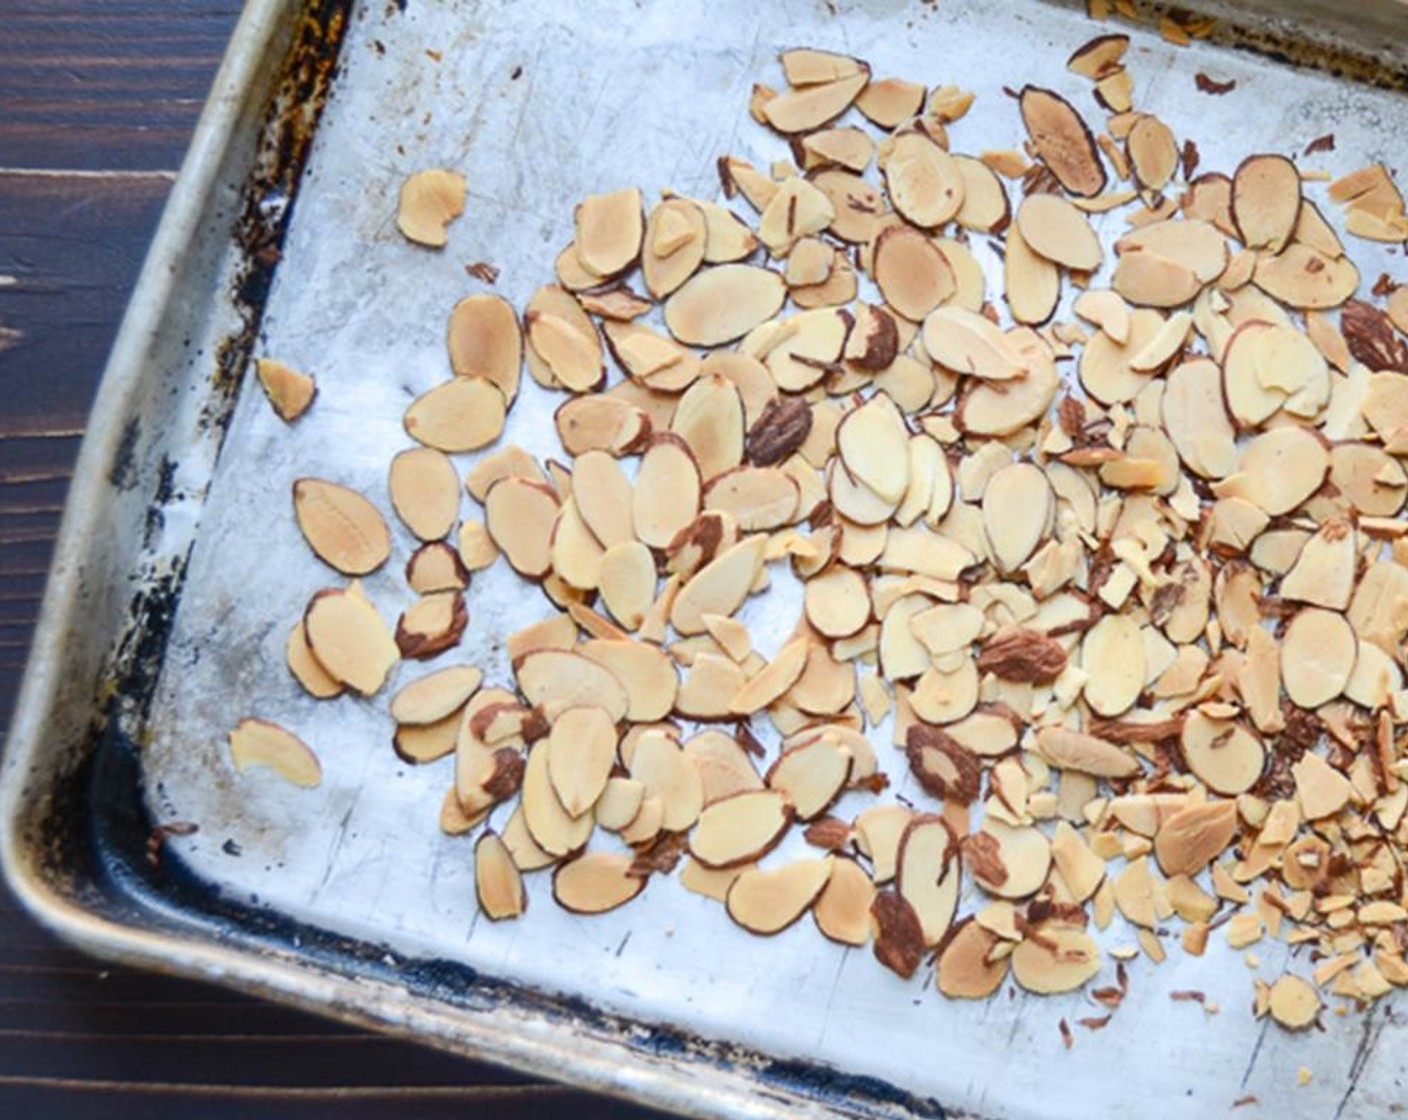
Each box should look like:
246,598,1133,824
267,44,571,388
1050,822,1105,903
501,804,555,872
780,47,866,85
575,187,643,277
1162,357,1237,479
953,156,1010,233
1232,154,1301,252
465,445,546,502
896,815,960,946
255,358,316,422
1017,194,1103,271
1268,974,1321,1030
665,264,787,347
546,705,618,817
731,636,809,715
1004,222,1060,326
805,565,871,638
1253,243,1358,310
440,786,489,835
396,169,465,247
922,306,1027,380
970,820,1051,900
870,890,925,978
229,718,321,787
409,540,471,592
1012,925,1100,994
881,131,965,228
671,375,744,480
475,831,527,920
292,479,390,576
521,740,593,856
938,920,1009,999
390,665,483,725
1035,726,1139,778
1116,218,1228,284
643,197,707,298
1292,751,1353,821
766,734,852,820
1126,114,1178,191
703,467,799,531
1080,613,1145,717
872,226,957,322
836,392,910,503
571,450,635,549
799,127,875,173
814,858,875,946
670,535,766,635
395,711,460,764
554,395,651,458
634,436,702,549
516,648,629,724
388,448,459,542
286,620,343,699
1019,86,1106,197
785,236,834,287
629,730,704,831
1112,250,1202,308
553,850,647,914
1217,426,1328,516
763,70,869,133
690,789,793,868
403,377,507,452
844,302,900,371
395,591,467,660
447,294,522,401
812,168,885,244
1068,32,1129,78
763,307,850,393
1073,289,1130,343
304,586,399,696
856,77,925,127
1181,711,1265,795
598,541,656,631
579,639,678,722
1281,607,1356,708
1279,519,1355,609
1154,800,1238,877
595,777,646,832
578,285,652,322
983,462,1052,574
684,730,764,804
485,476,560,579
726,858,832,935
959,344,1059,436
757,177,835,256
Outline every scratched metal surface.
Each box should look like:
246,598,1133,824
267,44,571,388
132,1,1408,1117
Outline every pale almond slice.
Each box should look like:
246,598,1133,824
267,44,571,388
854,804,914,884
403,377,507,453
546,705,618,817
643,197,707,298
1183,172,1237,236
578,285,652,322
390,665,483,725
953,156,1010,233
554,395,651,458
704,467,799,531
1181,711,1265,795
408,540,469,592
521,740,594,856
779,47,866,86
1128,311,1191,372
836,392,910,504
785,237,834,287
579,639,678,723
573,450,635,549
959,344,1060,436
514,640,624,721
598,541,656,631
1279,519,1354,609
896,815,960,946
763,70,869,133
800,127,875,173
1126,114,1178,191
1011,925,1100,993
922,306,1027,380
881,131,965,228
671,375,744,480
595,777,646,832
764,307,850,393
1112,250,1201,308
394,712,460,764
727,635,807,716
1017,194,1103,271
630,729,705,831
1232,154,1301,253
484,476,559,578
475,831,527,920
1292,751,1352,821
1080,613,1145,717
1162,357,1237,479
447,294,522,401
1035,726,1139,778
879,593,933,681
1281,607,1356,708
938,920,1008,999
1050,822,1105,903
554,241,600,292
1154,800,1238,877
665,264,787,347
1268,973,1321,1030
805,565,871,638
304,586,399,696
756,177,835,257
633,436,702,550
292,479,390,576
553,851,647,914
872,226,957,322
465,445,546,502
1073,289,1130,343
690,789,793,868
287,620,343,699
575,187,643,277
229,718,321,787
814,858,875,946
726,859,833,935
787,640,855,715
856,77,925,127
1220,320,1286,427
388,448,459,542
982,462,1052,574
1216,426,1328,516
255,358,316,422
893,433,952,525
766,735,852,820
670,535,766,635
1329,443,1407,516
971,820,1051,900
1005,222,1060,326
1019,86,1106,197
1254,244,1358,310
1116,218,1228,284
396,168,465,247
811,169,885,244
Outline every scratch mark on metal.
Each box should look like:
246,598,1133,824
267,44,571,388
1333,1004,1385,1120
1238,1017,1271,1091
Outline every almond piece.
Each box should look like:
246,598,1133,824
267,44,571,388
1180,711,1265,795
1080,614,1145,717
388,448,459,542
553,851,647,914
1281,607,1356,708
1012,926,1100,994
255,358,316,422
983,462,1053,574
1126,114,1179,192
555,395,651,458
1019,86,1106,197
1268,974,1321,1030
670,535,766,635
516,648,629,724
766,734,852,820
475,831,527,920
396,169,465,247
228,718,321,787
1017,194,1103,271
1035,726,1139,778
922,306,1027,380
814,858,876,947
690,789,793,868
390,665,483,725
938,920,1009,999
447,294,522,401
872,226,957,322
896,815,960,946
643,197,707,298
953,156,1011,233
579,639,678,723
727,859,833,935
763,70,869,133
671,375,745,480
403,377,507,452
409,540,471,592
634,436,702,549
598,541,656,631
303,586,399,696
292,479,390,576
1232,154,1301,253
485,476,559,578
1216,426,1328,516
970,820,1052,900
665,264,787,347
545,705,618,818
575,187,643,277
881,131,965,228
1112,251,1202,308
1155,800,1238,877
521,740,593,857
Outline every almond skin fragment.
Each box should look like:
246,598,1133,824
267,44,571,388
228,718,321,788
292,479,391,576
977,629,1067,683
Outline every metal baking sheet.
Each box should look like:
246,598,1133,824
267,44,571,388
7,1,1408,1118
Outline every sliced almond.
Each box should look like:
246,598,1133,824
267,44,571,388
633,436,702,549
292,479,390,576
983,462,1052,574
643,197,707,298
727,859,833,935
805,565,871,638
526,285,604,391
763,70,869,133
396,168,465,247
553,851,647,914
598,541,657,631
1181,711,1265,795
1279,519,1355,609
1117,219,1228,284
1232,154,1301,253
1068,32,1130,78
757,177,835,257
404,377,507,452
1018,194,1103,271
544,705,619,818
1126,114,1178,192
447,294,522,400
1254,244,1358,310
485,476,559,578
766,734,852,821
304,586,399,696
670,535,766,635
690,789,793,868
938,920,1009,999
814,858,875,946
665,264,787,347
255,358,316,422
1281,607,1356,708
1268,973,1321,1030
1019,86,1106,197
1155,800,1238,877
390,665,483,725
881,131,965,228
811,169,885,244
896,815,960,946
475,831,527,919
856,77,925,127
872,226,957,322
286,620,343,699
1035,726,1138,778
395,591,467,660
1005,222,1060,326
228,718,321,787
575,187,643,277
671,375,745,480
1080,614,1145,717
1112,251,1202,308
516,649,630,724
579,639,678,723
922,306,1027,380
800,127,875,173
836,392,910,504
1162,357,1237,478
521,740,593,856
410,540,471,592
388,448,459,542
1216,426,1328,516
1011,925,1101,993
953,156,1010,233
555,395,651,458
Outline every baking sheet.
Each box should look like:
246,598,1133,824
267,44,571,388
138,1,1408,1117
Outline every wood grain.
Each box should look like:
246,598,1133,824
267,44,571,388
0,4,667,1117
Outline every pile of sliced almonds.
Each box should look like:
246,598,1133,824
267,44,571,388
236,32,1408,1032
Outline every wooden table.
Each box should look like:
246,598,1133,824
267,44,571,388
0,4,665,1116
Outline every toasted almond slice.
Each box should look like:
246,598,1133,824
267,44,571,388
814,858,875,946
959,345,1060,436
881,131,965,228
1162,357,1237,479
665,264,787,348
440,786,489,835
1254,243,1359,310
690,789,793,869
396,169,465,247
553,850,647,913
1019,86,1106,197
390,665,483,725
1217,426,1328,516
971,820,1052,900
1155,800,1238,877
1117,218,1228,284
388,448,459,542
800,127,875,173
764,307,850,393
855,76,925,127
1012,925,1100,993
594,541,653,632
595,777,646,832
780,47,866,85
938,920,1009,999
1068,32,1130,77
633,436,702,550
569,450,634,550
1292,751,1352,821
395,591,467,660
726,635,806,716
229,718,321,787
447,294,522,401
1268,974,1321,1030
810,168,884,244
516,648,629,724
766,734,852,821
409,540,471,592
485,476,559,578
1129,310,1191,372
1232,154,1301,252
286,620,343,699
1279,519,1354,609
1035,726,1139,778
498,804,554,872
1183,172,1237,236
684,730,764,804
1005,222,1060,326
953,156,1010,233
670,535,766,635
1017,194,1103,271
575,187,643,277
554,395,651,458
784,236,834,287
704,467,799,531
879,593,933,682
304,586,399,696
757,176,835,257
671,375,745,480
764,70,868,133
403,377,507,452
836,392,910,504
1126,114,1178,191
983,463,1052,574
1080,614,1145,717
1281,607,1356,708
643,197,707,298
896,815,960,946
869,225,956,322
630,729,704,831
465,445,546,502
292,479,390,576
546,705,618,817
553,241,600,292
395,711,461,764
1112,250,1201,308
805,565,871,638
1050,822,1105,903
579,639,678,722
255,358,316,422
843,302,900,370
1073,289,1130,343
475,832,527,919
521,740,593,857
924,307,1027,380
727,858,833,935
1181,711,1265,795
578,285,653,322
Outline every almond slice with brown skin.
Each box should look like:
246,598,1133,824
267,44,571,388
579,639,678,722
814,857,875,946
304,586,399,696
953,156,1010,233
872,226,956,322
598,541,656,631
255,358,316,422
1154,800,1239,877
812,168,884,244
726,858,833,935
388,448,459,542
286,620,343,699
1080,613,1145,717
403,377,507,453
395,591,467,660
575,187,643,277
757,177,835,256
553,851,647,914
555,396,651,458
671,375,744,480
1281,607,1356,708
665,264,787,347
447,294,522,401
643,197,707,298
1232,154,1301,253
521,740,593,857
485,476,559,578
870,889,925,978
1253,243,1358,310
390,665,483,725
805,565,870,638
229,718,321,787
1067,32,1129,78
1268,974,1321,1031
690,789,793,868
670,535,766,635
938,920,1009,999
983,462,1052,574
1004,222,1060,326
896,815,960,946
293,479,390,576
921,306,1027,380
971,820,1051,900
779,47,866,86
766,734,852,820
1126,114,1178,192
634,436,702,549
856,77,925,128
763,70,869,134
546,705,618,817
1034,726,1139,778
881,131,965,228
837,392,910,504
395,710,461,765
475,831,527,919
1019,86,1106,197
516,648,630,724
799,127,874,173
1112,250,1202,308
1011,925,1101,993
396,169,465,247
1017,194,1103,272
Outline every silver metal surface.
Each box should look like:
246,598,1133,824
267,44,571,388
6,2,1408,1118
